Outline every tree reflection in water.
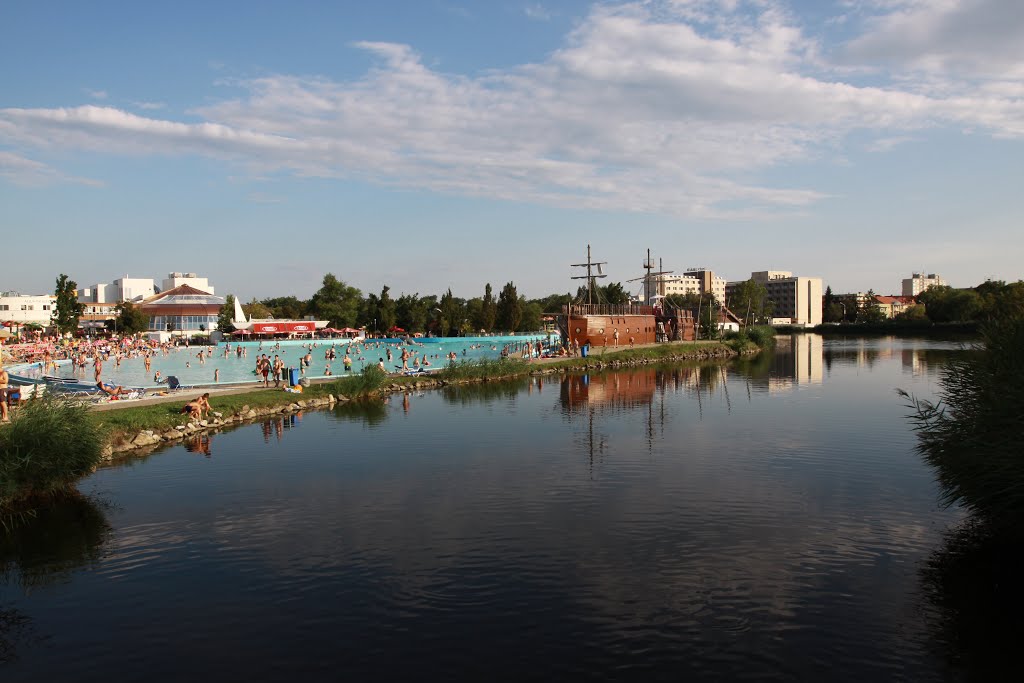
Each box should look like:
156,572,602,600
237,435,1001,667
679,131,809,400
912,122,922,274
921,520,1024,680
0,494,111,662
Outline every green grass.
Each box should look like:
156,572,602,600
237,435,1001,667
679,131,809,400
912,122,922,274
435,357,529,381
0,397,105,527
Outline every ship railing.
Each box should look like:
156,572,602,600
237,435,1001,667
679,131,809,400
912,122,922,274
562,304,657,317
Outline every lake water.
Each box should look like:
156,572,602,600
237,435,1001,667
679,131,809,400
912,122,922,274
1,336,976,680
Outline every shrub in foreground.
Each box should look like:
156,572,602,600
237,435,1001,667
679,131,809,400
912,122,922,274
901,316,1024,530
0,396,105,522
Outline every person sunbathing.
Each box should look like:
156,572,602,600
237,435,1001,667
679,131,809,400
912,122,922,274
97,381,128,398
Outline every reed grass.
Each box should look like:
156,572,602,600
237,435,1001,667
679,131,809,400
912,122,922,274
0,397,105,526
900,316,1024,530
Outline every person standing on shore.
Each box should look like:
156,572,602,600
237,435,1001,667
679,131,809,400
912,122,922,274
0,367,10,423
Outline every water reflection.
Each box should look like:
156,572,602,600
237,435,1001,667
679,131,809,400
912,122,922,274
0,336,981,681
0,495,112,590
257,413,303,444
922,521,1023,680
331,399,388,425
0,495,111,663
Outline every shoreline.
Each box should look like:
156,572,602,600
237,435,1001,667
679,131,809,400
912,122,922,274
91,339,755,459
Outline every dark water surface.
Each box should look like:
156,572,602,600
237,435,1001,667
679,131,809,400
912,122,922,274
2,336,972,680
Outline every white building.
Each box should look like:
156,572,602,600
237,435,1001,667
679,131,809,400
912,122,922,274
79,276,156,304
654,268,727,302
161,272,215,295
727,271,823,327
0,291,57,325
902,273,945,297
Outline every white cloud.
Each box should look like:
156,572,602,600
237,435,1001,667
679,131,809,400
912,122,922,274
0,150,103,187
524,4,552,21
134,101,166,110
0,1,1021,216
843,0,1024,79
86,89,108,100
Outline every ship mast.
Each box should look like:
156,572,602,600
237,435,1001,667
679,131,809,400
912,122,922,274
627,248,672,305
570,244,607,306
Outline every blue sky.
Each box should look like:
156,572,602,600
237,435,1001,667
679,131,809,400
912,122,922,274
1,0,1021,301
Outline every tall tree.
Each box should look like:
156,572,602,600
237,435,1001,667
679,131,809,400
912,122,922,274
822,286,843,323
517,299,543,332
218,294,237,334
917,285,982,323
260,296,305,320
378,285,397,332
728,278,772,325
464,297,483,333
857,290,887,323
308,273,362,328
111,300,150,336
496,281,522,331
602,282,630,305
52,273,83,335
438,288,465,337
395,293,428,333
479,283,497,332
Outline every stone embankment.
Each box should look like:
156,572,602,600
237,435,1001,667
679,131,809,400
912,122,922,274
106,343,753,459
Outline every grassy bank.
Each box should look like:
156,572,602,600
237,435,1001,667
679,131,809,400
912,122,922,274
0,397,105,528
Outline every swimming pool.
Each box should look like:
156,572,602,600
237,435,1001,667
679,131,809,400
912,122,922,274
9,334,560,389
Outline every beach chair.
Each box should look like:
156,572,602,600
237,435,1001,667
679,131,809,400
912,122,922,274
166,376,192,392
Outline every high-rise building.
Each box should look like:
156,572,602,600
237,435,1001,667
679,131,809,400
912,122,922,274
727,271,823,326
901,273,945,296
655,268,726,302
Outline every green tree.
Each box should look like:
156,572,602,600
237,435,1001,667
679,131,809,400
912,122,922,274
438,288,465,337
395,293,428,333
496,281,522,332
602,281,630,305
307,273,362,328
975,280,1024,322
260,296,306,320
243,298,272,320
52,274,83,335
218,294,237,334
464,297,483,333
111,300,150,336
918,286,983,323
822,286,844,323
479,283,497,332
378,285,397,332
857,291,887,324
518,299,543,332
728,278,772,325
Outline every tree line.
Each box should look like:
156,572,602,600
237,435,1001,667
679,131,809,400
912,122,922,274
822,280,1024,325
216,274,641,336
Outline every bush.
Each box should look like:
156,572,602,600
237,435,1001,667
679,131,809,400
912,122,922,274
901,316,1024,531
328,364,388,398
435,357,528,381
746,325,777,349
1,396,105,524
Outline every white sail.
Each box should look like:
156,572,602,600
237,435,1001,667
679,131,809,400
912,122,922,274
233,295,247,324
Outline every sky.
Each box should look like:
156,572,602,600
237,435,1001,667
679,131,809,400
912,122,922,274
1,0,1022,302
